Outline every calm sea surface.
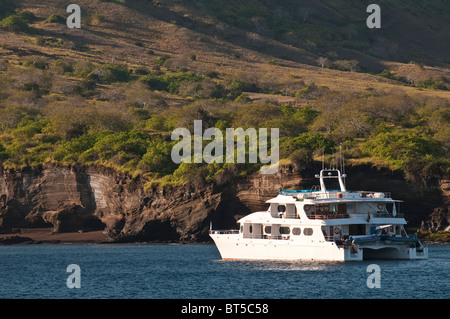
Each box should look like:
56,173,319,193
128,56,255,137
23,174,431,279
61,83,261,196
0,243,448,299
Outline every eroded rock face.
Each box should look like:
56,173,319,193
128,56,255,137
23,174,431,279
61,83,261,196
0,164,448,242
0,166,110,232
0,165,228,242
421,179,450,231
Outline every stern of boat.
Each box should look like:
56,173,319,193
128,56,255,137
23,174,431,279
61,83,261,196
343,244,363,261
409,245,428,259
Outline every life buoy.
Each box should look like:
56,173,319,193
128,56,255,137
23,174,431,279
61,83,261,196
334,227,341,234
377,203,384,210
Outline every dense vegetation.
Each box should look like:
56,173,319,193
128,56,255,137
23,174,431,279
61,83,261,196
0,1,449,191
0,53,448,189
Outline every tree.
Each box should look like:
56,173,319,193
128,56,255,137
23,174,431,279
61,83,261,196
405,73,417,85
317,57,328,69
347,60,359,72
298,7,313,23
333,59,359,72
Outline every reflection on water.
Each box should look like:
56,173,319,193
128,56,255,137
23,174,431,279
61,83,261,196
215,259,344,271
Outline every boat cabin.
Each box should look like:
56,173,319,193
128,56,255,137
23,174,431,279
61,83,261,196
237,169,407,245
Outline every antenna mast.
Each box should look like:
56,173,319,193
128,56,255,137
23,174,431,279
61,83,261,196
339,144,346,185
322,148,324,170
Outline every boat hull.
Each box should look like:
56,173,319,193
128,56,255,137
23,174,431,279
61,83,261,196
210,233,362,261
210,233,428,261
362,246,428,260
350,234,428,260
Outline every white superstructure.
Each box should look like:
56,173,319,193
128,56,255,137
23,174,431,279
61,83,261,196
210,169,428,261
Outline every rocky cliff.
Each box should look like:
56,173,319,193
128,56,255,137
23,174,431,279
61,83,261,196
0,164,448,242
421,178,450,231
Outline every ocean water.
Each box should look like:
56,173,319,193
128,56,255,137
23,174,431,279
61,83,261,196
0,243,448,299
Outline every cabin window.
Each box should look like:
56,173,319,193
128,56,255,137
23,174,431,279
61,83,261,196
249,225,253,233
264,226,272,234
277,205,286,212
349,224,365,235
280,227,290,234
292,228,301,235
304,228,313,236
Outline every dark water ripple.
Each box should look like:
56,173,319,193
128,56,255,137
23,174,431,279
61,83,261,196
0,244,448,299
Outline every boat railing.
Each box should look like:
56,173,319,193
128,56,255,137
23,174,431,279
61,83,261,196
306,213,349,220
210,229,239,235
350,212,404,218
372,212,404,218
306,211,404,220
358,191,391,199
241,234,290,240
312,191,392,199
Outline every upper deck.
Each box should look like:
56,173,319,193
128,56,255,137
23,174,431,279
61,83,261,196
265,169,404,221
279,189,393,202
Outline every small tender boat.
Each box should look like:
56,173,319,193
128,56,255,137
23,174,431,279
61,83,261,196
210,168,428,261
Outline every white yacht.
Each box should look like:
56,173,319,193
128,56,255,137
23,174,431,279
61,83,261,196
210,168,428,261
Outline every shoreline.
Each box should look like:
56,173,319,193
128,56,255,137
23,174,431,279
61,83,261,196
0,228,214,245
1,228,449,246
0,228,110,245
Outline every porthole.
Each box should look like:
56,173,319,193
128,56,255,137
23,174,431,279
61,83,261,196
264,226,272,234
304,228,313,236
280,226,290,234
292,228,301,235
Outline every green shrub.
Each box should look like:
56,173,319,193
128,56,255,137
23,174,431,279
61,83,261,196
368,131,443,160
4,144,28,166
144,115,168,131
234,93,251,103
227,79,259,96
0,14,29,32
363,130,446,172
0,142,8,161
415,78,447,91
74,78,96,96
16,11,36,23
53,132,102,162
55,59,74,74
56,131,151,167
96,64,130,83
139,71,203,93
377,69,406,83
280,132,335,158
154,56,168,66
45,14,65,24
138,139,177,176
293,105,320,122
12,118,49,139
418,231,450,242
23,56,49,70
73,60,95,77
